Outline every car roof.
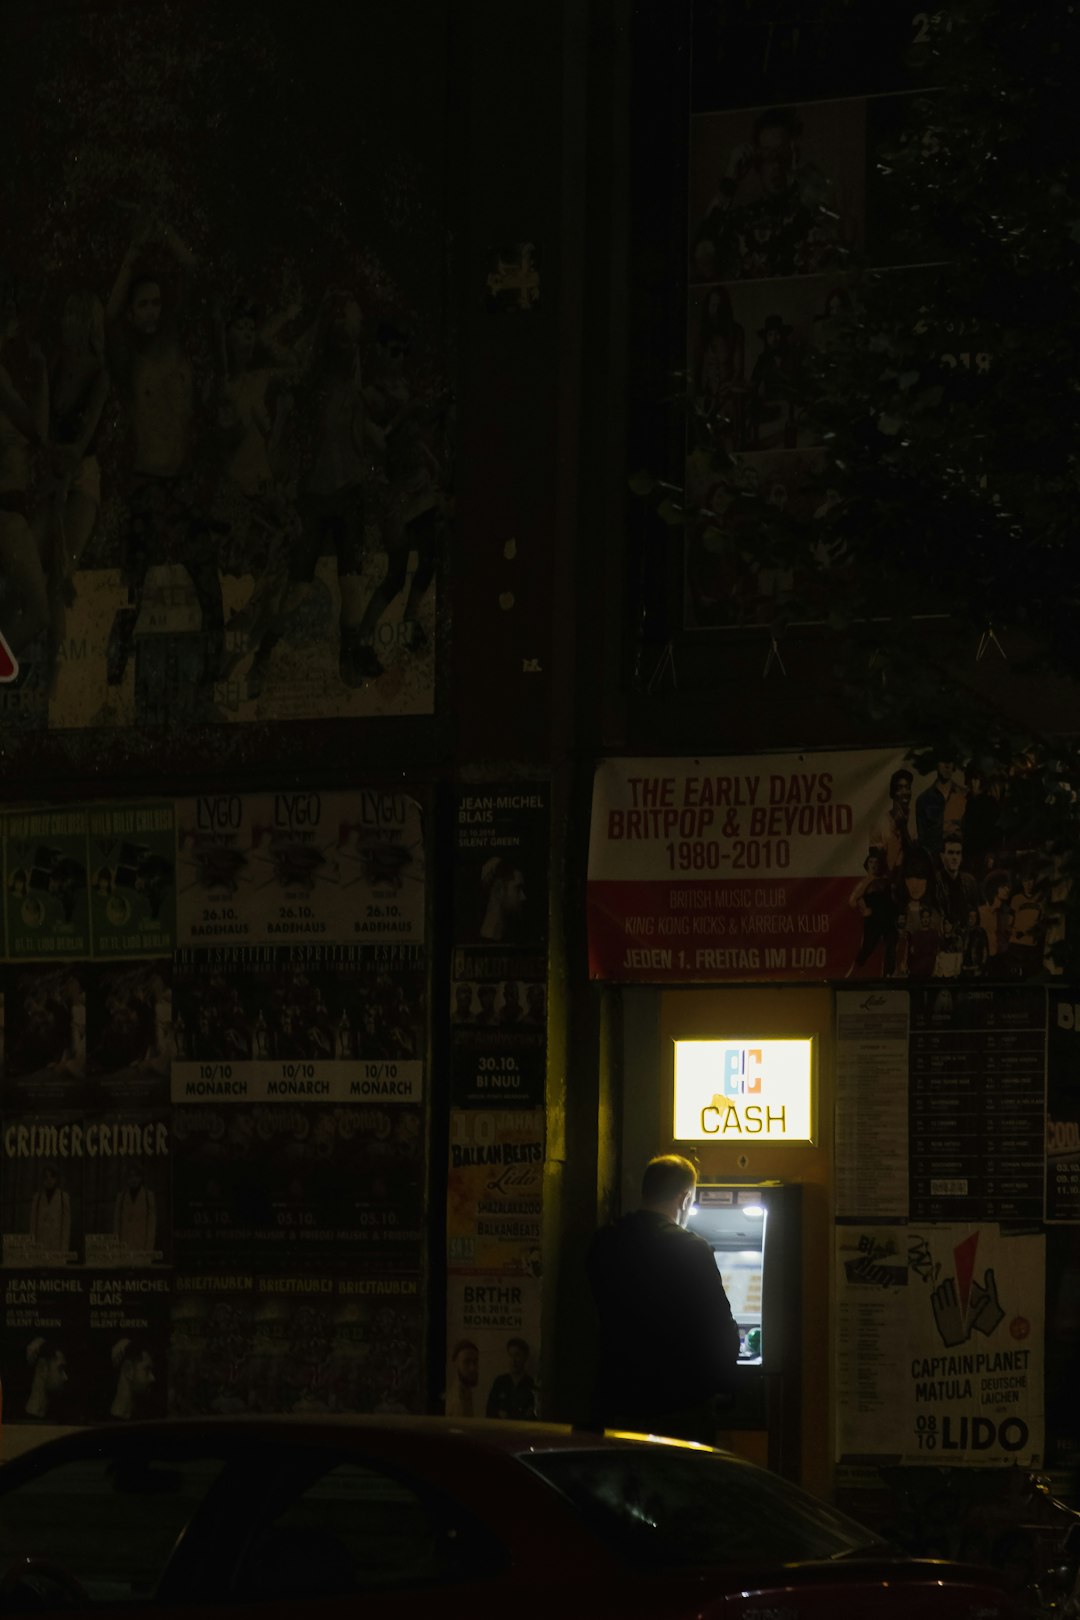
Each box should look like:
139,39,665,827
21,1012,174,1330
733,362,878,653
4,1414,729,1463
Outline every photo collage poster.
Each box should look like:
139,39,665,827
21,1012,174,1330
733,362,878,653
0,3,451,743
684,1,947,632
0,788,428,1425
445,785,549,1421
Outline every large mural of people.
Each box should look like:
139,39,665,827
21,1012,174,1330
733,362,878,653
0,0,451,732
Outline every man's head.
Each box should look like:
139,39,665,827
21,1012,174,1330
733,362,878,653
889,769,913,811
41,1164,60,1194
130,1349,156,1394
483,859,526,923
126,1160,145,1194
62,289,105,357
477,984,497,1016
641,1153,698,1227
45,1347,68,1392
936,760,955,784
226,298,259,365
760,313,789,350
752,107,801,197
28,1339,68,1395
506,1337,530,1376
985,871,1010,905
127,275,163,336
451,1340,479,1388
941,835,963,877
376,321,410,373
454,984,473,1018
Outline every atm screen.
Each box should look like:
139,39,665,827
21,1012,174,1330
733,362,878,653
692,1190,767,1363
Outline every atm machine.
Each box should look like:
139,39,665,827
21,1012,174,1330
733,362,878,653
692,1180,802,1480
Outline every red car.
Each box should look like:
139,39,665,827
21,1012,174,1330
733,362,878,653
0,1416,1021,1618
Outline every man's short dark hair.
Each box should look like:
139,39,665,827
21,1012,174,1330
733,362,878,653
889,768,913,796
943,833,963,850
753,106,801,143
127,273,162,308
641,1153,697,1204
507,1337,529,1355
451,1339,478,1360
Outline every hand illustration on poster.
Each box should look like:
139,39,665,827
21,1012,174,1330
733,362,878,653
929,1238,1005,1348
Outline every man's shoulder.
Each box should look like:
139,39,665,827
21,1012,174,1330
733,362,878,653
662,1222,716,1263
589,1209,667,1258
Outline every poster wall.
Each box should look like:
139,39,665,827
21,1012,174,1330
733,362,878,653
446,786,549,1417
835,1223,1044,1467
168,1273,421,1417
0,2,450,739
589,752,1062,985
0,784,429,1423
835,987,1048,1226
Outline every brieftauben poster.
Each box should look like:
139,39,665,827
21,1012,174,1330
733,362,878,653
835,1223,1043,1466
588,752,1062,983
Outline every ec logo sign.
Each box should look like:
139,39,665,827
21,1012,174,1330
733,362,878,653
721,1047,762,1096
673,1038,814,1143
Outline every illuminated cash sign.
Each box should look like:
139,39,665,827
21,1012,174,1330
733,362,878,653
673,1038,814,1143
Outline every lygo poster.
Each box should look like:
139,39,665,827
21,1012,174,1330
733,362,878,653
835,1223,1043,1466
589,752,1063,983
176,792,426,949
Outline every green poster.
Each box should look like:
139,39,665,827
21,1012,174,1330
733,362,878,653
3,809,91,960
88,804,177,959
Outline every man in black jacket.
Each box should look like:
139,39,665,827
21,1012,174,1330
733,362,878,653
586,1153,740,1444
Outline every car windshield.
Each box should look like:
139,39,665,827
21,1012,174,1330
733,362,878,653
519,1446,885,1569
